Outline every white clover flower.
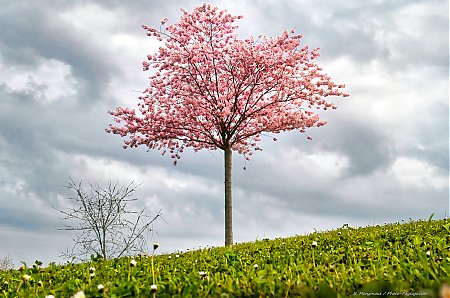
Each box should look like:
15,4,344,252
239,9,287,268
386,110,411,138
175,254,180,258
168,256,172,259
150,284,158,292
198,271,207,277
22,274,31,281
253,264,258,269
38,280,43,287
97,284,104,293
312,241,318,247
72,291,86,298
90,272,95,279
89,267,95,273
45,295,55,298
338,232,342,235
426,251,431,256
130,259,137,267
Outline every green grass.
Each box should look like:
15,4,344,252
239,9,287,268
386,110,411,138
1,218,449,297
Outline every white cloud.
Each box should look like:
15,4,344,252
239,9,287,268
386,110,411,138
57,3,125,34
390,157,448,189
58,2,165,106
305,152,349,178
0,58,78,103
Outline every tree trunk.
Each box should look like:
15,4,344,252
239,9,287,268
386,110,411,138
224,146,233,246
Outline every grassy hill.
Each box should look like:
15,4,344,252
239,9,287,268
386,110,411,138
1,218,449,297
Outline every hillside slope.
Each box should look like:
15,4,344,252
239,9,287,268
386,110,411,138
1,218,449,297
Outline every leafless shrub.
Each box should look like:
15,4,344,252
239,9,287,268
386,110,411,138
57,178,161,261
0,255,14,271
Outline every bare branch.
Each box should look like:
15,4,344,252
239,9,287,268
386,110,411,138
0,255,14,271
56,178,161,261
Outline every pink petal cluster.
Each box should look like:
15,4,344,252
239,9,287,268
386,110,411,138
107,4,348,161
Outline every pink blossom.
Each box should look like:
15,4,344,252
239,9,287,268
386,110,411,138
107,4,348,161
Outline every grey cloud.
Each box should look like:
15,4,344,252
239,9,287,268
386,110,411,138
322,121,396,177
236,0,448,72
0,90,73,195
232,150,446,224
0,1,120,104
270,120,396,178
227,0,387,63
402,102,449,175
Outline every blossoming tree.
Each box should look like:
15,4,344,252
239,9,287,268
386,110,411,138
107,4,348,246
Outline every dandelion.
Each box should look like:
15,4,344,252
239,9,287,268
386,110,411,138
312,241,318,247
130,259,137,267
97,284,104,293
22,274,31,281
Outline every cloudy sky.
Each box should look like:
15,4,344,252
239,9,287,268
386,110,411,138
0,0,448,266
